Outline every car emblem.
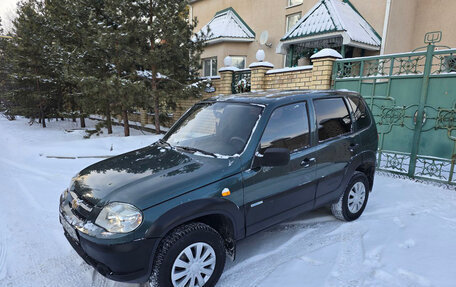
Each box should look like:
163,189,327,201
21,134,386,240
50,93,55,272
71,198,79,209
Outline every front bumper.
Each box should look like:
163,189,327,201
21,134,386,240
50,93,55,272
62,227,158,283
59,200,160,283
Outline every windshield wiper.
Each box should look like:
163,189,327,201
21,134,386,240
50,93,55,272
159,138,171,147
175,146,217,158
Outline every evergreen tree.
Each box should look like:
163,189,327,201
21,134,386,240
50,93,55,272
135,0,206,133
45,0,94,128
0,17,11,117
0,0,206,135
92,0,147,136
7,0,60,127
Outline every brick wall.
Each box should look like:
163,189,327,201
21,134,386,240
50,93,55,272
139,51,340,127
264,67,313,90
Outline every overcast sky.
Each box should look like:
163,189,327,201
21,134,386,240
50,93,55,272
0,0,18,32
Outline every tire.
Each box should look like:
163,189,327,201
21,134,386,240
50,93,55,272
149,222,226,287
331,171,369,221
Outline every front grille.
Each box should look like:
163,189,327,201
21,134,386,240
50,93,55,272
69,191,94,220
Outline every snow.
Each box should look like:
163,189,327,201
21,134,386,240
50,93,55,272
0,117,162,287
218,66,240,72
1,117,456,286
248,62,274,68
196,8,254,42
282,0,381,48
136,70,167,79
266,65,313,75
310,48,343,59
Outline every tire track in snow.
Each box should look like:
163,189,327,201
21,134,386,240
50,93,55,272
0,157,56,181
324,223,368,287
218,221,344,287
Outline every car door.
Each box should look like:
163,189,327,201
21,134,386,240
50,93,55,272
242,101,318,236
313,97,357,198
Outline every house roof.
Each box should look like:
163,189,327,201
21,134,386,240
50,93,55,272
281,0,381,50
197,7,255,45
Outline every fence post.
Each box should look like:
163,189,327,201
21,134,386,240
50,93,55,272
139,108,148,127
249,62,274,91
218,68,236,95
310,49,342,89
408,44,435,177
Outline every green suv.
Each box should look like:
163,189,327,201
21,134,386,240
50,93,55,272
59,90,377,287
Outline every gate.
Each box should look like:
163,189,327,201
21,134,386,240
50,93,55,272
332,32,456,185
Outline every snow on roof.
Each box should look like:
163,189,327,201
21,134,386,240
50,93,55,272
197,7,255,44
281,0,381,48
310,48,343,59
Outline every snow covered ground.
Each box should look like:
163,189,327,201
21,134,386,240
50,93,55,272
0,116,455,287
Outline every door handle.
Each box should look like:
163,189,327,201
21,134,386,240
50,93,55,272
348,143,359,152
301,158,316,168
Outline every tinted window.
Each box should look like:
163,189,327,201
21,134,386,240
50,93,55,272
260,102,310,153
347,96,371,130
314,98,352,141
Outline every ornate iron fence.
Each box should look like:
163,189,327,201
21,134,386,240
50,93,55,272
333,38,456,185
232,69,251,94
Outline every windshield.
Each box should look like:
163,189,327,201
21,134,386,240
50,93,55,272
164,102,263,157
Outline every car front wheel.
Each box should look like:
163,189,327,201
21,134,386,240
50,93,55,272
331,171,369,221
149,222,226,287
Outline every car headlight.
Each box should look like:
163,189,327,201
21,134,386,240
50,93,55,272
95,202,143,233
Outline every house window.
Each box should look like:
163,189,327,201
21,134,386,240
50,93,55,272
288,0,303,7
286,12,301,32
202,57,217,77
230,56,246,69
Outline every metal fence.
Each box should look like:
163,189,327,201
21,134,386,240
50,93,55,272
333,38,456,185
232,69,251,94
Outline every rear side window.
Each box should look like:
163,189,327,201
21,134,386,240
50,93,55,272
347,96,371,130
260,102,310,153
314,98,352,141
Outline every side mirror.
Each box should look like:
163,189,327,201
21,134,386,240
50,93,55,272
259,147,290,167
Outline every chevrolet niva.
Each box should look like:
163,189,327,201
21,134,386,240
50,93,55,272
59,90,377,287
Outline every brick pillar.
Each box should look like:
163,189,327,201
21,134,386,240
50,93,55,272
310,49,342,90
218,68,236,95
249,62,274,91
139,108,148,127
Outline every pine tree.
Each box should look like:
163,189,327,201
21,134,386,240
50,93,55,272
7,1,60,127
44,0,95,128
86,0,147,136
0,17,9,114
1,0,206,135
135,0,206,134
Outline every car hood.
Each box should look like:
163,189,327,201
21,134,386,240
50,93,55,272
71,143,241,210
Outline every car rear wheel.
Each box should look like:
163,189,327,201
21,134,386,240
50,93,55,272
149,222,226,287
331,171,369,221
